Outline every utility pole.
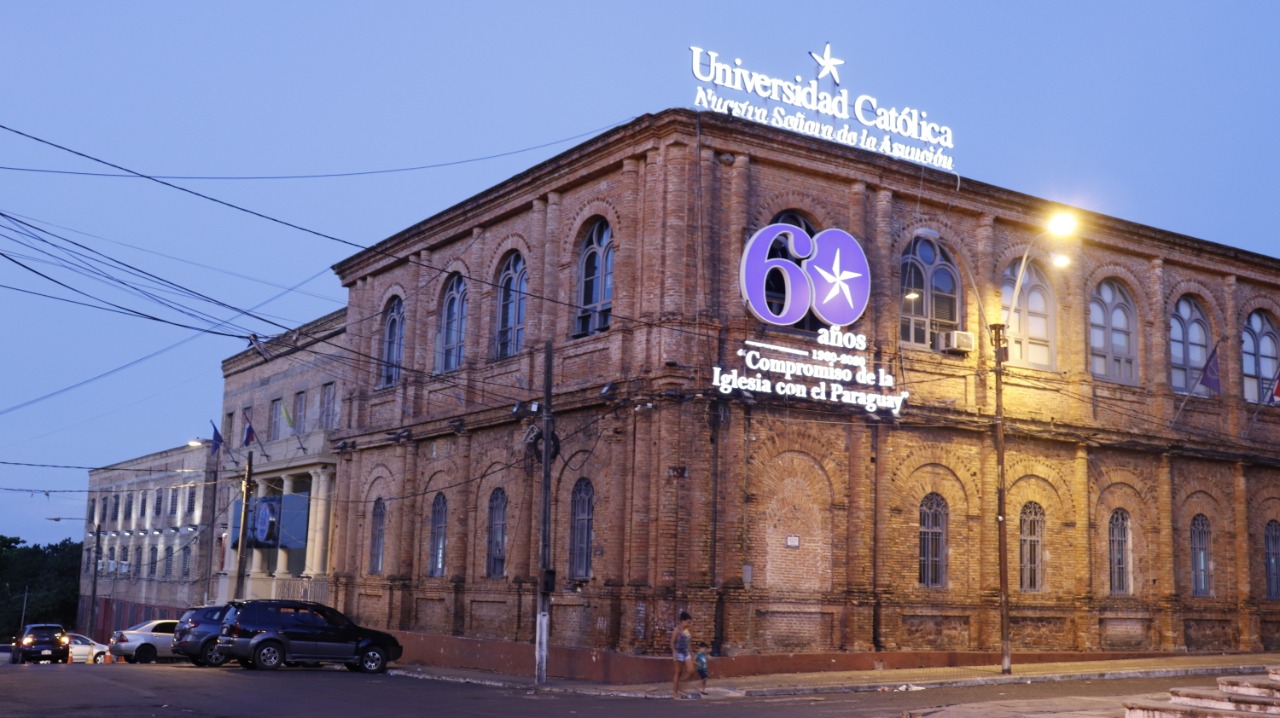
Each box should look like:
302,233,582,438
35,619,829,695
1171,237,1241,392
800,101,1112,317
991,322,1011,676
88,525,101,639
233,452,254,600
535,341,553,685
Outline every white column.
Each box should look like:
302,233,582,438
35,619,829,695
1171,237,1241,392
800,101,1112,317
275,475,295,576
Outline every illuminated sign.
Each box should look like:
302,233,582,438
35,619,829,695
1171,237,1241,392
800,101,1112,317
712,222,909,414
690,44,955,171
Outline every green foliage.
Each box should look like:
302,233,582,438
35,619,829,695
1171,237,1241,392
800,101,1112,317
0,536,83,638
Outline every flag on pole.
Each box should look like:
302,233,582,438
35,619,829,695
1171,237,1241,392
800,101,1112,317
1196,345,1221,393
209,421,223,456
282,403,294,430
242,410,256,448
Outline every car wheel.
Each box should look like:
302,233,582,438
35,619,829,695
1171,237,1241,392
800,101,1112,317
252,641,283,671
356,645,388,674
92,652,105,664
135,644,157,664
200,640,229,668
236,658,254,670
124,655,137,664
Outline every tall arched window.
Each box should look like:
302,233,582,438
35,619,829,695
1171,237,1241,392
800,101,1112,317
486,489,508,577
1190,513,1211,597
1090,279,1137,383
133,546,142,577
163,546,174,579
181,546,191,579
1019,501,1046,592
1243,310,1279,403
369,498,386,575
764,210,825,332
379,297,404,387
575,219,614,336
428,493,447,578
148,546,158,577
900,234,961,349
1170,296,1211,395
569,479,594,580
438,274,467,372
919,492,948,588
1108,508,1131,595
496,253,527,359
1002,261,1055,368
1266,520,1280,600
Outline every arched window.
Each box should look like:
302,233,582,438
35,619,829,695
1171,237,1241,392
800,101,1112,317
900,234,961,349
764,210,825,332
1170,296,1211,395
148,546,158,577
181,546,191,579
1108,508,1131,595
1191,513,1211,597
919,492,948,588
133,546,142,577
88,498,96,524
1019,501,1046,592
111,494,120,522
438,274,467,372
1090,279,1137,383
428,493,447,578
486,489,508,577
569,479,594,580
124,493,134,521
1266,520,1280,600
163,546,174,579
1243,310,1279,403
379,297,404,387
369,498,386,575
1002,261,1055,368
496,253,527,359
575,219,614,336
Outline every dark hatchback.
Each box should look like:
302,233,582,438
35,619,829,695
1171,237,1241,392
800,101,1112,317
11,624,71,664
218,599,402,673
173,604,231,666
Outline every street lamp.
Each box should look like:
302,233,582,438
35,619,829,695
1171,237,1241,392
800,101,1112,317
991,211,1076,675
47,517,99,639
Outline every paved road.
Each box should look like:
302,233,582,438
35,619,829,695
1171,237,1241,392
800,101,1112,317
0,659,1209,718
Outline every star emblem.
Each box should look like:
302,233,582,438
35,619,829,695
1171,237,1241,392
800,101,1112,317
813,249,862,308
810,43,844,85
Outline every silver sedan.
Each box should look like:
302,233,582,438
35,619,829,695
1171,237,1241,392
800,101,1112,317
108,620,178,663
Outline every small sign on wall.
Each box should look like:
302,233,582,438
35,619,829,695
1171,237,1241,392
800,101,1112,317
786,534,801,549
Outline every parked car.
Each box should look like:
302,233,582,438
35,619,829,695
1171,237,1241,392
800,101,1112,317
109,619,178,663
172,605,230,667
67,633,108,663
218,599,402,672
12,624,71,664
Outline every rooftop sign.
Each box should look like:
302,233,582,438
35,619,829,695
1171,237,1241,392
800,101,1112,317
690,43,955,171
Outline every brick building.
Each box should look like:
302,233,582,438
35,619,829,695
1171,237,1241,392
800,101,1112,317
322,107,1280,662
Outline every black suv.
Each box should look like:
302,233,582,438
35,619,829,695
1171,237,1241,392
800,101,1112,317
173,604,231,667
11,624,71,664
217,599,402,673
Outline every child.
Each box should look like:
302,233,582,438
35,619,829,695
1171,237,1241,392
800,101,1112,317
694,642,710,693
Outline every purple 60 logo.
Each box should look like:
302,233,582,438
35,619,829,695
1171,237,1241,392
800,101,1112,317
739,223,872,327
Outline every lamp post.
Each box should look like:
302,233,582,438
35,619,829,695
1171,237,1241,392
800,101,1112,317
990,211,1075,675
47,517,99,639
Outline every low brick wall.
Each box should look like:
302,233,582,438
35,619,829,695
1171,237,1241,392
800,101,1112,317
389,631,1205,684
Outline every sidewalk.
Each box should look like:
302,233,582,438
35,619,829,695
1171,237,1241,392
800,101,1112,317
390,652,1280,700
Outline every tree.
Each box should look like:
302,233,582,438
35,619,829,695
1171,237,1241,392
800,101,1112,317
0,536,83,637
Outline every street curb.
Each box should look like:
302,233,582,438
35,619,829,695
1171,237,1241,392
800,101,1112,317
390,663,1272,700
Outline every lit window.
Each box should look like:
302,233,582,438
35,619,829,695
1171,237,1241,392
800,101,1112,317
496,253,528,359
574,219,614,337
1242,310,1279,403
1089,279,1137,383
919,492,948,588
900,234,961,349
379,297,404,387
438,274,467,372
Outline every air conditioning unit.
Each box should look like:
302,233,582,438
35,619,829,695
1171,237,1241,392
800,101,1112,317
936,330,976,354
